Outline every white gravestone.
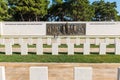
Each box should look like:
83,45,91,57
115,38,119,44
30,67,48,80
36,38,43,55
0,38,5,45
68,43,74,55
52,43,58,55
76,37,80,45
28,38,33,45
115,43,120,55
5,42,12,55
66,37,70,44
105,38,109,45
95,38,100,45
57,37,61,45
5,39,12,55
117,67,120,80
100,43,106,55
74,67,92,80
0,66,5,80
47,38,51,45
21,42,28,55
10,38,14,45
83,42,90,55
85,38,90,43
19,38,23,45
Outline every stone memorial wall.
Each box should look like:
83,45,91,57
0,22,120,36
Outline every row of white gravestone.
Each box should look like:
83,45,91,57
0,37,120,45
0,66,92,80
30,67,92,80
1,66,120,80
0,37,120,55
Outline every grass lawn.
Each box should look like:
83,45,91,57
0,52,120,63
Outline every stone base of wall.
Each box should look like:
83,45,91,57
0,63,119,80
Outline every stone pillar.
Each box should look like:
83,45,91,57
74,67,92,80
100,43,106,55
36,38,43,55
68,43,74,55
115,43,120,55
76,37,80,45
0,66,5,80
52,43,58,55
30,67,48,80
83,42,90,55
47,38,51,45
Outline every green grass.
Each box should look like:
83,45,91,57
0,52,120,63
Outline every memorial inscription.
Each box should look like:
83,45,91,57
46,23,86,36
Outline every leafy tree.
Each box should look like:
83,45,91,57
0,0,10,21
70,0,94,21
8,0,49,21
49,0,94,21
118,15,120,21
92,0,118,21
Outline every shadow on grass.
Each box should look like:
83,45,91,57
0,52,5,54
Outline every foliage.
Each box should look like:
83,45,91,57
70,0,94,21
92,0,118,21
0,0,10,21
0,0,119,21
8,0,49,21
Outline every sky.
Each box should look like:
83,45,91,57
50,0,120,15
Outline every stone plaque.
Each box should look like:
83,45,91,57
46,23,86,36
0,66,5,80
30,67,48,80
74,67,92,80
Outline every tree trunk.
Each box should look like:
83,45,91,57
20,13,24,21
35,15,38,21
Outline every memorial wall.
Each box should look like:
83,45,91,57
0,22,120,36
0,22,46,36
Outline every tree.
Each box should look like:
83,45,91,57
92,0,118,21
8,0,49,21
118,15,120,21
0,0,10,21
70,0,94,21
48,0,94,21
